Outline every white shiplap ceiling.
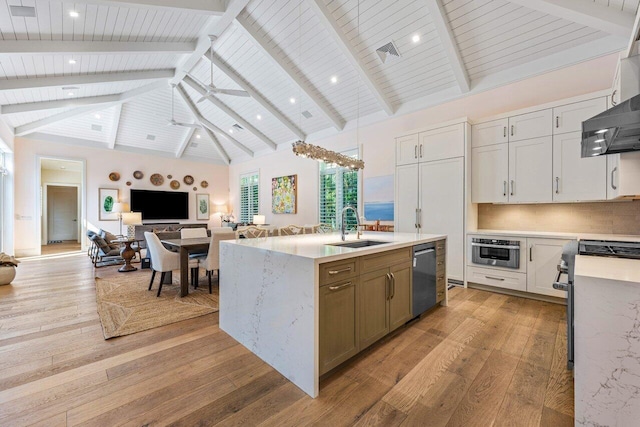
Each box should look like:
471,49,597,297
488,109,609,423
0,0,637,165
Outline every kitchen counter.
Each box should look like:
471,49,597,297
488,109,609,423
219,232,446,398
574,255,640,425
469,229,640,241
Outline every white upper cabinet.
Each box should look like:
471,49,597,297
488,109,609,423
419,123,465,161
553,132,606,202
552,98,607,135
471,143,509,203
471,118,509,148
508,109,552,142
607,152,640,200
508,136,553,203
396,134,419,166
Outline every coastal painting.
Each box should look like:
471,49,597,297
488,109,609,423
364,175,394,221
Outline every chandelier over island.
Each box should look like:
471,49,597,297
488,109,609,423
292,140,364,170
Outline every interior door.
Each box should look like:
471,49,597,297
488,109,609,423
47,186,78,241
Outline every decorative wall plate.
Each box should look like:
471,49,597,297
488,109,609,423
200,180,209,188
126,181,132,186
150,173,164,186
183,175,194,185
133,171,143,179
167,174,173,179
170,180,180,190
109,172,120,181
193,187,197,191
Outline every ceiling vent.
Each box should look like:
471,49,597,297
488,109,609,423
301,110,313,119
10,6,36,17
232,123,244,131
146,134,156,141
61,86,79,91
376,41,401,64
191,142,199,148
91,124,102,131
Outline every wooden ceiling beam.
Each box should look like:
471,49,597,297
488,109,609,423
236,15,346,131
107,104,122,150
0,40,194,56
175,126,197,158
308,0,395,115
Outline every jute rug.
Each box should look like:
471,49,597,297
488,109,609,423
95,271,218,339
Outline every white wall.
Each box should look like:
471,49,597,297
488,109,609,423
228,54,618,226
15,136,229,257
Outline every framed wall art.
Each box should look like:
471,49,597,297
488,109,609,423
99,188,119,221
272,174,297,214
196,193,210,220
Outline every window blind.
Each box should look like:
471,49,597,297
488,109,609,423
318,149,359,229
240,172,259,223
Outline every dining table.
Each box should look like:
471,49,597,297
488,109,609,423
160,237,210,297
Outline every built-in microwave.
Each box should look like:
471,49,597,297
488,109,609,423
471,237,521,269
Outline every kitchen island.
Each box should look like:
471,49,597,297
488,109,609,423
219,232,447,397
574,255,640,426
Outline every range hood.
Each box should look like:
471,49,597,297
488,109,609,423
581,93,640,157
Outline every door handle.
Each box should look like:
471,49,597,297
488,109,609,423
328,267,352,275
328,281,352,291
611,167,618,190
510,180,514,196
555,177,560,194
485,275,505,281
503,181,507,197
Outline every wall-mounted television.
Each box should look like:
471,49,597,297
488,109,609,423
130,189,189,220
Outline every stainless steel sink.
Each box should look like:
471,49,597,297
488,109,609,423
326,240,390,248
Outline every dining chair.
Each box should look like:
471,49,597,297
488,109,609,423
236,226,268,239
144,232,197,297
198,229,236,293
305,223,334,233
180,228,208,286
279,224,305,236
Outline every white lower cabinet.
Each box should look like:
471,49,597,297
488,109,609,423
526,238,571,298
466,265,527,292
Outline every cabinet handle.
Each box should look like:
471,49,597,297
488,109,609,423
415,208,419,230
555,116,559,128
503,180,507,197
503,126,506,138
414,145,418,159
611,167,618,190
555,176,560,194
328,281,352,291
485,275,505,281
510,180,514,196
437,275,445,281
419,144,423,158
437,245,444,250
386,273,391,300
529,245,533,262
328,267,351,275
437,261,444,266
510,125,514,136
612,90,618,106
390,272,395,299
437,291,444,297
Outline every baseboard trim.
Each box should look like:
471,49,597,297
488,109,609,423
467,282,566,305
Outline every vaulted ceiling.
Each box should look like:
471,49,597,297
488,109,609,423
0,0,638,165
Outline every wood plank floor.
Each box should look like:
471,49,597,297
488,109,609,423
0,254,574,426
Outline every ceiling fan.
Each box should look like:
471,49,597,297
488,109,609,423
167,84,201,128
195,35,250,102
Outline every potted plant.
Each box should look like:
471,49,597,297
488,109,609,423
0,253,19,285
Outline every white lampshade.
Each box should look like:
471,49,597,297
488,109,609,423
214,203,228,214
111,202,129,214
122,212,142,225
253,214,266,225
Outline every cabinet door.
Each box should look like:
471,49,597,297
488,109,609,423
396,134,419,166
319,280,358,375
552,132,607,201
607,154,620,199
471,143,509,203
471,119,509,148
552,98,607,134
419,123,465,161
419,158,464,282
389,262,412,332
527,238,571,298
508,109,552,141
359,269,390,350
395,164,419,233
509,136,553,203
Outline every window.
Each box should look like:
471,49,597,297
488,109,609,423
239,171,259,223
319,150,359,230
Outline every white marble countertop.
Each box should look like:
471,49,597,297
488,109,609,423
575,254,640,283
221,231,446,263
468,229,640,242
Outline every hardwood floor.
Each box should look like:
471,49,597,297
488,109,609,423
40,241,82,256
0,254,574,426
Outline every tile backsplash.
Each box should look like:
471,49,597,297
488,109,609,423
478,201,640,235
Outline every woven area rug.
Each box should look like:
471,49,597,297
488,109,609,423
95,271,218,339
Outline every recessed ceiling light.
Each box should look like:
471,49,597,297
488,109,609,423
68,59,76,65
289,97,296,104
60,166,66,169
69,11,79,18
412,34,420,43
331,76,338,84
229,129,234,133
94,113,101,119
196,134,201,139
67,92,74,97
256,114,262,120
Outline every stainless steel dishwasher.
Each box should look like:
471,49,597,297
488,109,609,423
412,243,437,317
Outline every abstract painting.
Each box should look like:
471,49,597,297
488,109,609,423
99,188,119,221
364,175,394,221
272,175,297,214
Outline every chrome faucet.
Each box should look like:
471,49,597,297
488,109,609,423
340,206,361,241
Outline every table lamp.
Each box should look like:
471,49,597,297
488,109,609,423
122,212,143,239
215,203,228,226
253,214,266,225
111,202,129,236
